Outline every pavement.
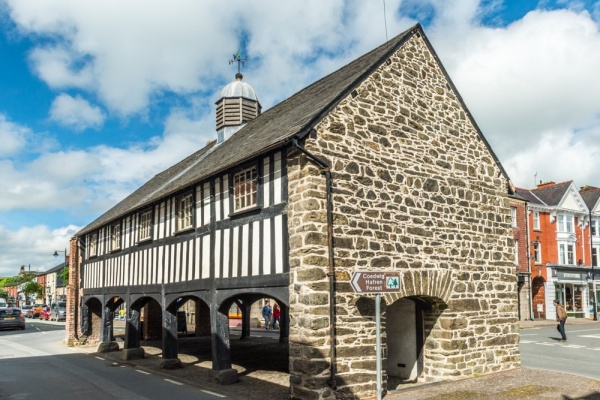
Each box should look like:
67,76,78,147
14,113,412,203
75,319,600,400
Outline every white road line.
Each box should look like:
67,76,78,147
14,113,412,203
562,344,586,348
534,342,557,346
519,340,536,343
590,348,600,351
95,356,105,360
200,389,227,398
164,379,183,386
136,370,151,375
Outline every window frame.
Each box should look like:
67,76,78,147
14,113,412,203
510,207,517,228
89,232,98,258
138,209,153,242
177,193,194,232
111,222,121,251
559,242,575,265
533,241,541,264
232,165,260,214
557,214,574,233
533,211,540,230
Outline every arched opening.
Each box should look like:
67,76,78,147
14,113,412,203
532,276,546,319
81,297,103,344
385,296,439,390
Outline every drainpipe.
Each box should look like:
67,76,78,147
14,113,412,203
590,209,598,320
291,137,337,389
525,207,534,320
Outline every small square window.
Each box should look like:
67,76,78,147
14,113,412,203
177,194,194,231
139,210,153,241
233,166,258,212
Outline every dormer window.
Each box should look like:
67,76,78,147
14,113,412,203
139,209,153,241
177,193,194,231
233,166,258,212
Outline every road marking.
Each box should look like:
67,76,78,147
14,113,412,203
579,334,600,338
136,370,151,375
562,344,586,348
164,379,183,386
200,389,227,397
590,348,600,351
519,340,536,343
95,356,105,360
534,342,557,346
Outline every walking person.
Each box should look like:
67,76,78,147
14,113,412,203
262,300,272,330
554,299,568,342
271,303,281,330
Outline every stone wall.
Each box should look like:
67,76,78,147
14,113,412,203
287,34,519,399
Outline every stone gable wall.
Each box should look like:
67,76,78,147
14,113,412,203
287,34,519,399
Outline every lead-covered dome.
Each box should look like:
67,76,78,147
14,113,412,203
220,73,259,101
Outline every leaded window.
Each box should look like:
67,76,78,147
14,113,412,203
233,166,258,212
177,194,193,231
139,210,152,241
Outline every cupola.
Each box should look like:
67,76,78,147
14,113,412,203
215,71,261,143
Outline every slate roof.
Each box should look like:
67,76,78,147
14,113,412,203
78,23,509,236
580,186,600,211
515,181,573,208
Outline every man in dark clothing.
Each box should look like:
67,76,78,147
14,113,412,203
554,299,568,341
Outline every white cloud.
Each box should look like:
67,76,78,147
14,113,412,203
0,114,29,157
49,93,105,131
0,224,80,277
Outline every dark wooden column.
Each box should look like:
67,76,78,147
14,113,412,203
101,305,113,343
240,300,251,340
211,306,232,370
279,304,289,343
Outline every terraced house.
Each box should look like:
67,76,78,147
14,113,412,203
65,24,520,399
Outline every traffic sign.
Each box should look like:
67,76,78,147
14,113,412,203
350,270,401,294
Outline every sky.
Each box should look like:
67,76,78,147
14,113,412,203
1,0,600,276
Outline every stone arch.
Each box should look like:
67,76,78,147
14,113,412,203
383,269,454,305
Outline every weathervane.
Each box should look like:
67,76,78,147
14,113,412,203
229,50,248,76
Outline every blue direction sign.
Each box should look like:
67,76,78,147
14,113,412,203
350,270,401,294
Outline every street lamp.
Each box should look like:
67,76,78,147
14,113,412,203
53,249,67,262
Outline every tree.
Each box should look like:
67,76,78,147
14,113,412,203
0,288,8,299
21,281,44,303
58,266,69,283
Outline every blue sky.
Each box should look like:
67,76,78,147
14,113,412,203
1,0,600,276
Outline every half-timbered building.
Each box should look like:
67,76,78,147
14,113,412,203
66,24,520,399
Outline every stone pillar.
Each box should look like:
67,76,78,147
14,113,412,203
161,307,179,360
125,308,141,349
211,305,232,370
101,305,113,343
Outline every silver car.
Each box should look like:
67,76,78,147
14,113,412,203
50,302,67,321
0,307,25,330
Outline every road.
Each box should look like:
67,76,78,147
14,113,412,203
519,323,600,380
0,319,228,400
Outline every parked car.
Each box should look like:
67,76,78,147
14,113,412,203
0,307,25,330
27,304,45,319
39,305,51,320
50,302,66,321
20,305,33,316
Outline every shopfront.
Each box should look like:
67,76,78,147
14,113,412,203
547,266,595,319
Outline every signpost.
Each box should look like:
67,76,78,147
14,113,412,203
350,270,401,400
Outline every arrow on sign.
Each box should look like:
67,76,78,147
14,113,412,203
350,270,402,294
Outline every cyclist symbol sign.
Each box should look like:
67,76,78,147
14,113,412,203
350,270,402,294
